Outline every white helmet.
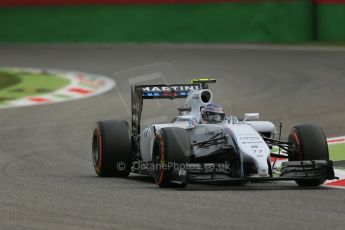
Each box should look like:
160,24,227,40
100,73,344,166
201,104,225,123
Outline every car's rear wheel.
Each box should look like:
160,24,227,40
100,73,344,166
92,120,132,177
288,124,329,187
152,127,191,188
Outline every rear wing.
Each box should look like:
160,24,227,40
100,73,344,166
131,78,216,135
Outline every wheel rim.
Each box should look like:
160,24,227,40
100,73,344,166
92,132,100,167
288,131,302,161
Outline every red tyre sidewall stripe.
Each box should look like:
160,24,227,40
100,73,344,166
156,134,165,185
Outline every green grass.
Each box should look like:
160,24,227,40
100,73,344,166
329,143,345,161
0,72,22,102
271,143,345,161
0,70,70,104
0,72,21,90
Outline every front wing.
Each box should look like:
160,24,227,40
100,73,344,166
170,160,336,185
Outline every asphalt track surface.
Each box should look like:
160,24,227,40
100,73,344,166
0,44,345,230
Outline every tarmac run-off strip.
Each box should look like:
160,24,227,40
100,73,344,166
0,68,115,109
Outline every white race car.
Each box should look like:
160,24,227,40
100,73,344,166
92,79,336,188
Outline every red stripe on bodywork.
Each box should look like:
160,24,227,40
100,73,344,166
270,157,287,162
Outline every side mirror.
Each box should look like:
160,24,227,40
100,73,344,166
244,113,260,121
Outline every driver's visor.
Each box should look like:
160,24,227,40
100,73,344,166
205,112,225,122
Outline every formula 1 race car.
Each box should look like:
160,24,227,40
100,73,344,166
92,79,336,188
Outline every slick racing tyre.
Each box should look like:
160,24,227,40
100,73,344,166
152,127,191,188
92,120,132,177
288,124,329,187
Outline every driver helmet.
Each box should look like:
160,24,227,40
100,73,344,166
201,104,225,124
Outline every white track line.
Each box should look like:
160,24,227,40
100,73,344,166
0,67,115,109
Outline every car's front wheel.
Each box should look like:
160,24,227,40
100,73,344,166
288,124,329,187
